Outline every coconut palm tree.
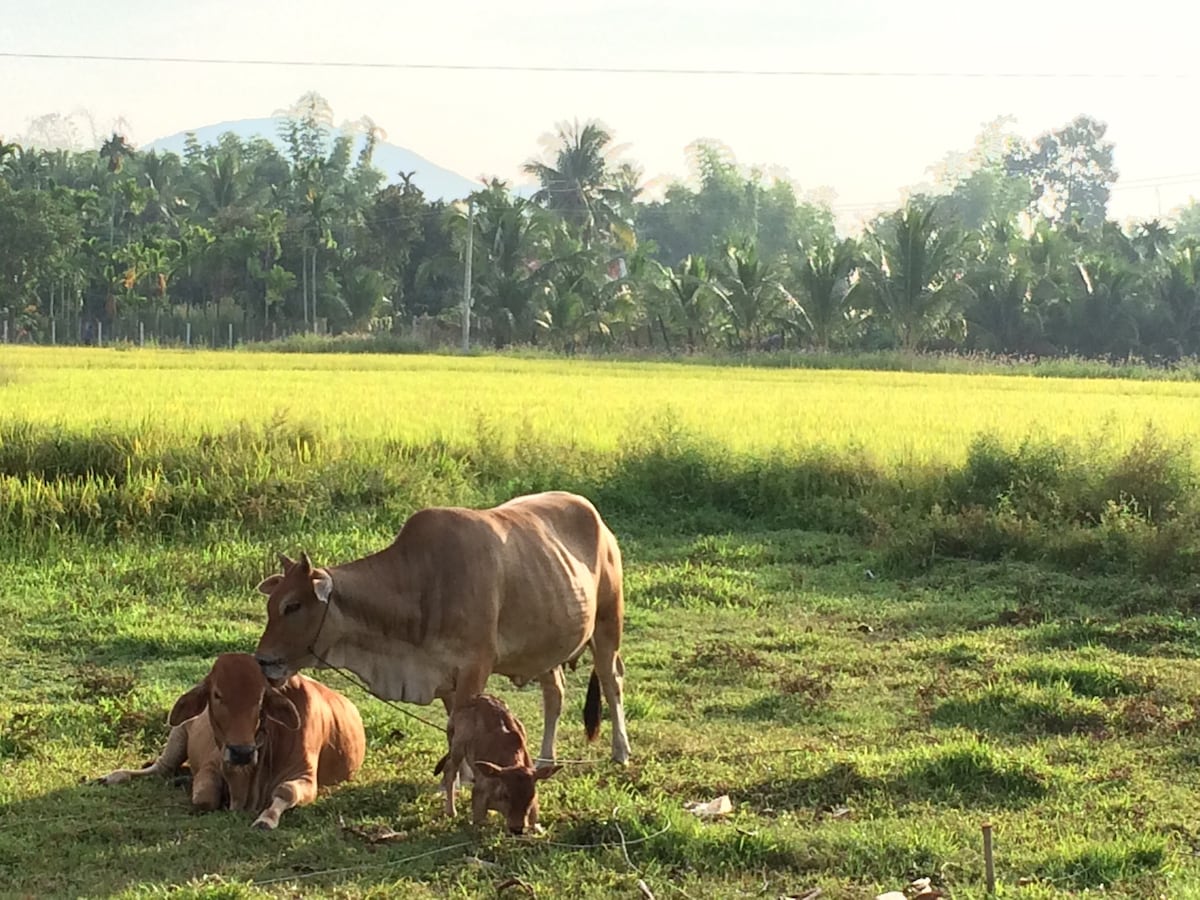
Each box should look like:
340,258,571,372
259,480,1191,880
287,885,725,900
860,202,968,351
523,120,625,248
710,240,795,350
788,236,864,351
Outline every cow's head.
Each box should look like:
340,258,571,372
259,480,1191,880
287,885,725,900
253,552,333,681
169,653,300,774
473,762,560,835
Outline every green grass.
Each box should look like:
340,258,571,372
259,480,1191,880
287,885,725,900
8,526,1200,897
7,348,1200,897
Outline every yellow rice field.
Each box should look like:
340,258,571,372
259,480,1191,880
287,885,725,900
2,346,1196,463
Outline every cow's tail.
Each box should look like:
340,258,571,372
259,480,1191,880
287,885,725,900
433,752,449,776
584,670,602,742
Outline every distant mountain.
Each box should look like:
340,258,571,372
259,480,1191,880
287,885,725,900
143,117,483,202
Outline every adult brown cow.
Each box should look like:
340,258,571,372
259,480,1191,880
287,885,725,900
253,490,630,765
97,653,365,829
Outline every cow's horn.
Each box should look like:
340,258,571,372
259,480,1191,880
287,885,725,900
298,551,313,573
278,553,296,571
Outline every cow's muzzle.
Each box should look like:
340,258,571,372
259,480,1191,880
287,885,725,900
256,656,287,681
225,744,258,767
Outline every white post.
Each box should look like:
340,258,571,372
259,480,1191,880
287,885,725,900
139,321,144,347
2,320,7,343
461,200,474,353
97,321,103,347
228,322,234,349
51,320,56,344
185,322,191,347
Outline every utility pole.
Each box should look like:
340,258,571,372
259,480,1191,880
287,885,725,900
461,201,474,353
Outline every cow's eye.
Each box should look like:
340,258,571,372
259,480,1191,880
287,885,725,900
212,690,222,702
283,603,301,616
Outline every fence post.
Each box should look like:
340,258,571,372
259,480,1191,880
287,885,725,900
51,320,56,345
228,322,234,349
139,321,144,347
185,322,191,347
97,321,103,347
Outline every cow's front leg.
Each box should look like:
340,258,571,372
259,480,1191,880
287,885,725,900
252,776,317,830
452,664,490,784
191,764,225,812
536,667,565,766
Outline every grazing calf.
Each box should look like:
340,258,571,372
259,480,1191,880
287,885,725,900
97,653,365,830
434,694,561,834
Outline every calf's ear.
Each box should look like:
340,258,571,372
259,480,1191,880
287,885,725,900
534,764,562,781
168,682,209,726
473,761,504,779
263,689,301,730
257,574,284,595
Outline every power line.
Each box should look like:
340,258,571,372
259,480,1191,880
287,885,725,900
0,50,1196,80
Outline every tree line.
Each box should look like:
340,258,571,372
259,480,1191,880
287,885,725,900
4,92,1200,357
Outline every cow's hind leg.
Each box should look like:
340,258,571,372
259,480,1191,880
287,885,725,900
536,666,565,766
253,775,318,830
96,722,188,785
590,618,630,764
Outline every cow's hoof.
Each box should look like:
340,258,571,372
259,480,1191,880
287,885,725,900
252,816,278,831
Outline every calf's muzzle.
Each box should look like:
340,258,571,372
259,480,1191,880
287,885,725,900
225,744,257,767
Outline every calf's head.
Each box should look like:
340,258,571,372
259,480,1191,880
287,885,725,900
253,552,333,681
473,762,561,835
170,653,300,771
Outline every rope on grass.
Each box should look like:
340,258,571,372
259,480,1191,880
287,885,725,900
249,840,475,886
248,820,676,887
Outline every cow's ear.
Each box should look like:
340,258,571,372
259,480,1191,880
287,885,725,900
473,761,504,779
312,569,333,604
168,682,209,726
277,553,296,571
257,574,284,595
534,764,562,781
298,551,313,574
263,690,301,730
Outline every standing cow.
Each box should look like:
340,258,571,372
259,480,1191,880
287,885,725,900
253,491,630,766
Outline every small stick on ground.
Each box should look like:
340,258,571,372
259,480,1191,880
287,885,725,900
982,820,995,894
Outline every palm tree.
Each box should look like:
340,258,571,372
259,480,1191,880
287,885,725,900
99,132,134,174
710,240,794,350
861,202,968,351
454,181,555,346
1153,243,1200,356
523,120,624,248
653,255,714,351
788,236,863,351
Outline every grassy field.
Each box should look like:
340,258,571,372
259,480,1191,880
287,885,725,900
4,345,1199,459
5,347,1200,898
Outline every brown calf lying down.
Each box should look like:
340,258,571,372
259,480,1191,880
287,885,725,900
434,693,561,834
97,653,365,830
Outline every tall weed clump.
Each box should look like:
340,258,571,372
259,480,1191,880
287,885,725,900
878,426,1200,578
6,414,1200,583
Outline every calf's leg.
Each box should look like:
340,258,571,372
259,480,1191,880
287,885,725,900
191,764,225,812
252,775,318,830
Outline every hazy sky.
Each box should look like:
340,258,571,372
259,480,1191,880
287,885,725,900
4,0,1199,229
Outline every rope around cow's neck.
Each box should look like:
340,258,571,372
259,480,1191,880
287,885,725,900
301,585,604,763
304,588,449,733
